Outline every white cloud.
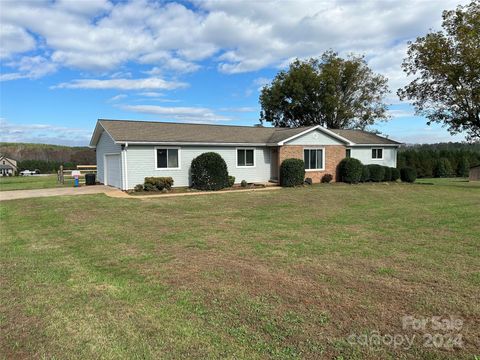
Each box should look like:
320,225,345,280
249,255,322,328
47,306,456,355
107,94,128,102
0,56,57,81
219,107,257,113
52,77,188,90
0,0,468,95
138,92,164,97
121,104,232,122
0,24,36,58
0,118,92,146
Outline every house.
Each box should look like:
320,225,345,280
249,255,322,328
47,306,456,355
0,155,18,176
89,119,401,190
469,165,480,181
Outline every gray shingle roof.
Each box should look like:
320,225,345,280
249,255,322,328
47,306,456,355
96,119,400,145
330,129,401,145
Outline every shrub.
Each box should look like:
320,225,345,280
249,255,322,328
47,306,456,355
305,177,313,185
191,152,229,191
134,184,144,192
433,158,453,178
367,164,385,182
338,158,363,183
400,167,417,183
228,175,235,187
143,182,157,192
144,177,174,191
321,174,333,183
361,165,370,182
280,158,305,187
391,168,400,181
241,180,248,188
383,166,392,181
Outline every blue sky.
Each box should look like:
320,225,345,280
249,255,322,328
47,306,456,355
0,0,468,146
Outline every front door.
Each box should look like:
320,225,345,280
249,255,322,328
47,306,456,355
270,148,279,181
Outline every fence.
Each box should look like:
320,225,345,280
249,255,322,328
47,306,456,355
57,165,97,185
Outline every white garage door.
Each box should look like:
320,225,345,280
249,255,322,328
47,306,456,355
105,154,122,188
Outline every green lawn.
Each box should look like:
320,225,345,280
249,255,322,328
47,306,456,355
0,175,73,191
1,181,479,359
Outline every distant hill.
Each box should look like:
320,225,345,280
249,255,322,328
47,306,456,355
0,142,96,164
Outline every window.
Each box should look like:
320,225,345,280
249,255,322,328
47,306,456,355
304,148,324,170
156,148,179,169
346,149,351,158
372,148,383,159
237,148,255,167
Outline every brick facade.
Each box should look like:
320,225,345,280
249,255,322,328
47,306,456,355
278,145,346,183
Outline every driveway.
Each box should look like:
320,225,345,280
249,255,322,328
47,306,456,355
0,185,119,201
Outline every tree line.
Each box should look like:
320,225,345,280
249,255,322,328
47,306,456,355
397,142,480,178
259,1,479,141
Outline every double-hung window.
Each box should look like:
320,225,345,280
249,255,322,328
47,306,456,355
304,148,324,170
156,148,179,169
346,149,351,158
372,148,383,160
237,148,255,167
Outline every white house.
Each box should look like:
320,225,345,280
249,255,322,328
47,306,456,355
0,155,18,176
89,119,401,190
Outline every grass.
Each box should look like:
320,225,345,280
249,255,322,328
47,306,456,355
1,180,479,359
0,175,73,191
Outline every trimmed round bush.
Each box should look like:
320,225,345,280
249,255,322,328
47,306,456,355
134,184,144,192
240,180,248,188
191,152,229,190
391,168,400,181
383,166,392,181
338,158,363,184
361,165,370,182
280,158,305,187
400,167,417,183
228,175,235,187
321,173,333,183
367,164,385,182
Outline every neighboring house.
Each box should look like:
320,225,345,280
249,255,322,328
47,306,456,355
469,165,480,181
89,119,401,190
0,155,18,176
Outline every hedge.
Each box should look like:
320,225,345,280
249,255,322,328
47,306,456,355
361,165,370,182
191,152,229,190
144,177,174,191
383,166,392,181
367,164,385,182
338,158,363,183
400,167,417,183
391,167,400,181
280,158,305,187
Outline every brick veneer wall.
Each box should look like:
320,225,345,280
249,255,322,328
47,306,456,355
278,145,346,183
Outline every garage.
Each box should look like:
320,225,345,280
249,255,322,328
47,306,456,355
104,154,122,188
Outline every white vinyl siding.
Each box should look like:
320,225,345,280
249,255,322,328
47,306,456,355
126,145,271,189
96,131,122,185
349,147,397,167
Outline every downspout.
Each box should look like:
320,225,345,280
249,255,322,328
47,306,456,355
122,142,129,190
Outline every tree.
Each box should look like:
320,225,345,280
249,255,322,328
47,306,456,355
457,157,470,177
433,158,453,178
398,1,480,141
260,51,390,129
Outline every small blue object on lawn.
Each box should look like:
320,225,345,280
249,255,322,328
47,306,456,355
74,176,79,187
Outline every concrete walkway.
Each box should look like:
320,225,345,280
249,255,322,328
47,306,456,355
0,185,119,201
